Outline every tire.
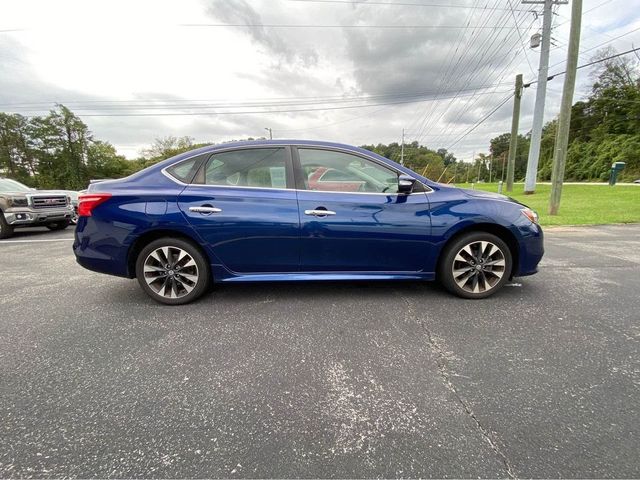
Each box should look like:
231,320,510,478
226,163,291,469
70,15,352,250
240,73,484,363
135,237,211,305
0,212,14,239
70,208,79,225
46,220,70,231
439,231,512,299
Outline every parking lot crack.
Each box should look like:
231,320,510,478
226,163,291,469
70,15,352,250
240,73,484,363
395,290,517,479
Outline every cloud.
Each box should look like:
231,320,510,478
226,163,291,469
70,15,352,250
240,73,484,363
204,0,318,67
1,0,639,162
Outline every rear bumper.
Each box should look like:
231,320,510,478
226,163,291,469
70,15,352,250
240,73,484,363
73,219,131,278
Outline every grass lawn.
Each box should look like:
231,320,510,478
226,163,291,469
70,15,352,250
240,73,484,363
454,183,640,226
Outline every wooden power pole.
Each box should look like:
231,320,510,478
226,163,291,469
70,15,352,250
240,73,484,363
506,74,523,192
549,0,582,215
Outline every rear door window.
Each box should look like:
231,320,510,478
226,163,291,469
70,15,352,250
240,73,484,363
203,148,288,189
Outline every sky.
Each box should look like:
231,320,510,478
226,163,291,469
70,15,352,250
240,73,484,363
1,0,639,161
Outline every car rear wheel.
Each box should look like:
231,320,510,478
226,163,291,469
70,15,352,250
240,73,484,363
135,237,211,305
439,232,512,299
46,220,70,231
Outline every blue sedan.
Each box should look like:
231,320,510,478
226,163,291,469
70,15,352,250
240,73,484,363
73,140,543,305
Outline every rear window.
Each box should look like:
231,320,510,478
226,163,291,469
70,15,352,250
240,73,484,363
166,157,200,183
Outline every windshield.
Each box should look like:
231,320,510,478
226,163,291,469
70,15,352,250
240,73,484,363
0,178,31,193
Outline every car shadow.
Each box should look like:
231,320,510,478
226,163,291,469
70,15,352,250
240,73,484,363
107,277,456,307
0,226,75,240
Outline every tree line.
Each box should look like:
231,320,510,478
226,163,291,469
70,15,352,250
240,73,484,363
1,49,637,190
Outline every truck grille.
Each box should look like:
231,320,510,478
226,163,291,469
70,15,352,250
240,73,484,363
31,196,68,209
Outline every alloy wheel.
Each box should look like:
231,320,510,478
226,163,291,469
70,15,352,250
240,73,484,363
451,240,506,294
143,246,199,299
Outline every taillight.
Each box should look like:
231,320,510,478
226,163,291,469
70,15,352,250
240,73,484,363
78,193,112,217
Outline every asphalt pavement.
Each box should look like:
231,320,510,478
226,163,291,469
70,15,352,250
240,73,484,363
1,224,638,478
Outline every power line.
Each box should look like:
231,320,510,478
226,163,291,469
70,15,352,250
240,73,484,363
419,9,536,146
404,0,484,136
285,0,531,11
553,0,615,28
1,86,514,112
547,24,640,71
507,0,536,76
8,89,512,118
411,1,516,142
524,46,640,87
446,94,515,150
435,11,536,137
179,23,526,29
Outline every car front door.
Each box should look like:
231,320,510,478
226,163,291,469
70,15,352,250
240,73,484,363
294,147,432,273
177,146,300,274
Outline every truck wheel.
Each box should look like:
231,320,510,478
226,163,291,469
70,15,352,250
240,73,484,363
439,231,512,299
46,220,70,231
0,212,14,239
135,237,211,305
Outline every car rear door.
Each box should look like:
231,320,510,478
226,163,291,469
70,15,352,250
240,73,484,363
293,146,432,273
177,146,300,274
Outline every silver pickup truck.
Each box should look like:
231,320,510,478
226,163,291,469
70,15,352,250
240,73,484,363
0,178,75,239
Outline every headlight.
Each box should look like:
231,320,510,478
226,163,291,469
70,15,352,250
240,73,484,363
10,196,28,207
521,207,539,224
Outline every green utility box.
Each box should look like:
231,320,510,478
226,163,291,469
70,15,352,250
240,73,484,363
609,161,626,186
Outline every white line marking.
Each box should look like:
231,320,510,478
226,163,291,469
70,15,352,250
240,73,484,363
0,238,74,244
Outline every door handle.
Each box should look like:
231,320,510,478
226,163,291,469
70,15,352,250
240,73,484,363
304,209,336,217
189,206,222,214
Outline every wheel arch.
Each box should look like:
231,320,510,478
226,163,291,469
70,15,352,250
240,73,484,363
127,229,211,278
437,222,519,279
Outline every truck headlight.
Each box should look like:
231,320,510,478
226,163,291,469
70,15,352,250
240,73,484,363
10,196,28,207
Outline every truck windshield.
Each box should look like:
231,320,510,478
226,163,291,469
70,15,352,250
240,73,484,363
0,179,31,192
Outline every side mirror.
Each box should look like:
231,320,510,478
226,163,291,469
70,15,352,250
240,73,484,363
398,175,417,194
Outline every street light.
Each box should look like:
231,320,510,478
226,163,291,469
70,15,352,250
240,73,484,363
264,127,273,140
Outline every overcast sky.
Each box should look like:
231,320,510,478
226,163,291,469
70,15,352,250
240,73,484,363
1,0,639,161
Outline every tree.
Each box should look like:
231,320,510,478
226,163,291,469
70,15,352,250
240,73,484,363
142,136,196,161
436,148,457,166
0,113,36,183
87,141,132,180
590,46,639,94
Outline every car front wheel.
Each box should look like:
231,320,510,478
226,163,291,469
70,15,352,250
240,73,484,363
135,238,211,305
439,232,512,299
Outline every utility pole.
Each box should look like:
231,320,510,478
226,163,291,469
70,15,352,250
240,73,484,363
549,0,582,215
523,0,561,194
506,74,523,192
265,127,273,139
400,128,405,165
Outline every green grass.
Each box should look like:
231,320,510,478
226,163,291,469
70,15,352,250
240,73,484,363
454,183,640,226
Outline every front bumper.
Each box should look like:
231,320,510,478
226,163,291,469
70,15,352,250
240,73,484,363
3,206,74,226
514,222,544,277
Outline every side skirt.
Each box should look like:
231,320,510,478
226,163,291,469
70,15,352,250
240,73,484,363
210,264,435,283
